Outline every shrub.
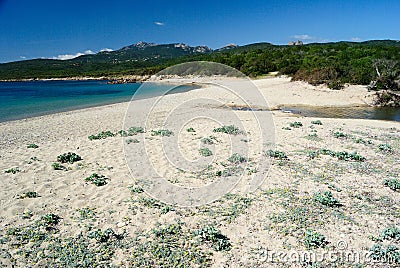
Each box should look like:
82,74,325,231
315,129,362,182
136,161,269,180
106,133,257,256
27,144,39,148
327,80,344,90
196,225,231,251
186,127,196,132
88,131,115,140
290,121,303,128
381,226,400,241
57,152,82,164
52,162,66,170
85,173,108,186
304,230,328,249
318,149,365,161
199,148,213,157
266,150,288,160
379,143,394,153
18,191,39,199
127,126,145,135
40,213,61,227
311,120,323,125
228,153,247,164
369,244,400,263
151,129,174,137
201,136,215,145
213,125,243,135
314,191,341,207
383,178,400,191
333,131,347,138
4,167,20,174
126,138,140,144
117,130,128,137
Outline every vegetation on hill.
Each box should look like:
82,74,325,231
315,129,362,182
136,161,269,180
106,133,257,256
1,40,400,93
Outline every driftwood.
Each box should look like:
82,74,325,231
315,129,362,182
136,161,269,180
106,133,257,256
374,90,400,107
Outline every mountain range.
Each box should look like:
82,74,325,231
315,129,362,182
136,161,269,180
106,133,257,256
0,40,399,80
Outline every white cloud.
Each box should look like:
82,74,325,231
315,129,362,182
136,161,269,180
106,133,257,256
100,48,113,52
293,34,314,40
351,37,362,42
53,50,95,60
154,21,164,26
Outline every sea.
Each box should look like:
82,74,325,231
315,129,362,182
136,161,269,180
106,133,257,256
0,80,196,123
0,80,399,123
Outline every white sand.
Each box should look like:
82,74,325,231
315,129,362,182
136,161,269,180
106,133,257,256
0,77,399,266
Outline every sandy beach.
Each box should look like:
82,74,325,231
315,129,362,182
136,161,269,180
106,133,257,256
0,77,399,267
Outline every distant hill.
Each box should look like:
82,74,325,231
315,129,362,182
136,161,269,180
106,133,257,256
0,40,399,83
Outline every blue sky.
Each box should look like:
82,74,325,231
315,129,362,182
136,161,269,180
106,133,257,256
0,0,399,63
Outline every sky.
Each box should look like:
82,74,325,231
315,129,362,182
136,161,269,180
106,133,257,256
0,0,399,63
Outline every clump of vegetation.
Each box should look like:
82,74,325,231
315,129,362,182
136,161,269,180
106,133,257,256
18,191,39,199
186,127,196,132
199,148,213,157
304,230,328,249
311,120,323,125
201,136,216,145
40,213,61,230
151,129,174,137
381,226,400,241
228,153,247,164
314,191,342,207
383,178,400,191
333,131,347,138
88,131,115,140
266,150,288,160
27,143,39,148
88,228,123,243
128,186,144,193
196,225,232,251
85,173,108,186
130,223,210,266
378,143,394,153
290,121,303,128
4,167,20,174
57,152,82,164
76,207,97,220
52,162,66,170
213,125,243,135
318,149,365,161
127,126,145,135
126,138,140,144
369,244,400,263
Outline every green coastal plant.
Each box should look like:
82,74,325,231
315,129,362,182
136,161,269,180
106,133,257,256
381,226,400,241
213,125,243,135
333,131,347,138
196,225,231,251
85,173,108,186
127,126,145,135
378,143,394,153
126,138,140,144
383,178,400,191
314,191,341,207
228,153,247,164
27,143,39,148
88,131,115,140
201,136,216,145
57,152,82,164
52,162,66,170
4,167,20,174
311,120,323,125
304,230,328,249
199,148,213,157
266,150,288,160
186,127,196,132
290,121,303,128
18,191,39,199
369,244,400,263
151,129,174,137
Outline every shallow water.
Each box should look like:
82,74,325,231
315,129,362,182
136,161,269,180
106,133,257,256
0,80,196,122
280,105,400,122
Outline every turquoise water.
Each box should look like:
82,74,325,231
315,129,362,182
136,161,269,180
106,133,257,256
0,80,195,122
